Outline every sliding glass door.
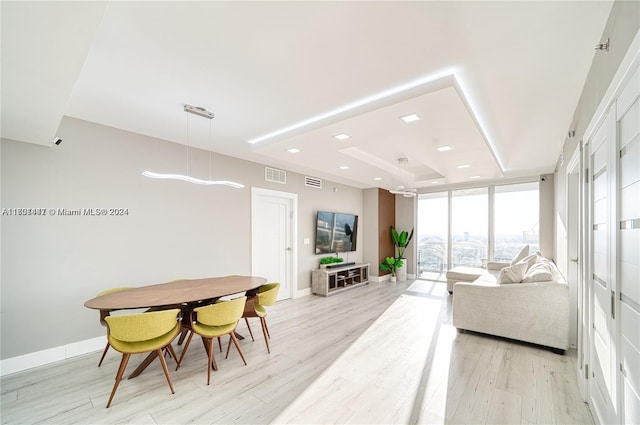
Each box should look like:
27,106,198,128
494,182,540,261
451,188,488,268
417,181,539,277
417,191,449,275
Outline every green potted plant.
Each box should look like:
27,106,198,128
320,256,344,269
379,256,404,282
391,226,414,281
391,226,414,259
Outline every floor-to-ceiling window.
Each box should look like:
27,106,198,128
451,187,489,268
417,181,539,278
417,191,449,274
494,182,540,261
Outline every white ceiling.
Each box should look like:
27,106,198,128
1,1,613,190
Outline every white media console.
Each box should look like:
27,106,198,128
311,263,370,297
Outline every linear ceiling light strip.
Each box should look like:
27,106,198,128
142,171,244,188
142,104,244,189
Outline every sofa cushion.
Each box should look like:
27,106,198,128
510,245,530,265
496,262,528,284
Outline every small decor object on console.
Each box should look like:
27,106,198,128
319,256,344,269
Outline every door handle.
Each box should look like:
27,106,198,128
570,258,579,263
611,290,615,319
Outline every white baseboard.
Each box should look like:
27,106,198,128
296,287,312,298
0,336,105,377
370,274,416,283
370,275,390,283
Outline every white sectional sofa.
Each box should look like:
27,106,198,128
449,248,569,353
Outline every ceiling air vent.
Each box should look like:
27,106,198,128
305,176,323,189
265,167,286,184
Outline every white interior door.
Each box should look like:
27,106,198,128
251,188,297,301
588,107,617,425
567,147,585,397
616,67,640,425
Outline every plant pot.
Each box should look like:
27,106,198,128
320,264,328,269
396,259,407,281
390,275,397,283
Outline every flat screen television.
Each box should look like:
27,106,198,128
315,211,358,254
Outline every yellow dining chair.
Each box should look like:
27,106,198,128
243,283,279,353
145,279,190,345
96,287,133,367
104,308,181,408
176,296,247,385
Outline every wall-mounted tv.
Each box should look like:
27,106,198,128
315,211,358,255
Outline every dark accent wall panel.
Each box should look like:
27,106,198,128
378,188,396,274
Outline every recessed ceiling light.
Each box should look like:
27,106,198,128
287,148,300,153
436,146,453,152
400,113,420,123
457,164,470,169
373,177,382,181
333,133,350,141
339,165,350,170
470,175,481,179
431,181,441,184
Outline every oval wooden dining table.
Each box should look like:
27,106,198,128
84,275,267,310
84,275,267,378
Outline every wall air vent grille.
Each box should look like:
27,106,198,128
305,176,323,189
265,167,286,184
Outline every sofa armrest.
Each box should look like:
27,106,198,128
486,261,510,270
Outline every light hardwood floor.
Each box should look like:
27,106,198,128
1,279,593,424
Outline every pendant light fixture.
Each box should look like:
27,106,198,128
389,157,417,197
142,104,244,189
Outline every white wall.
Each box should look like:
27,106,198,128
395,195,416,275
539,173,555,259
363,188,379,276
555,0,640,278
0,117,364,360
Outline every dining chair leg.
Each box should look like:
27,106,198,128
176,331,194,370
260,317,271,354
156,348,175,394
200,336,218,371
166,343,178,366
206,338,215,386
244,318,255,341
106,353,131,408
227,332,248,365
98,342,110,367
263,317,271,339
177,328,189,345
217,336,222,352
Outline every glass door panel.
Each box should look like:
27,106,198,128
417,191,448,275
451,188,488,268
494,182,540,261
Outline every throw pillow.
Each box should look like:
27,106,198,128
522,265,554,283
510,245,530,265
496,262,528,284
535,257,563,281
519,253,539,270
